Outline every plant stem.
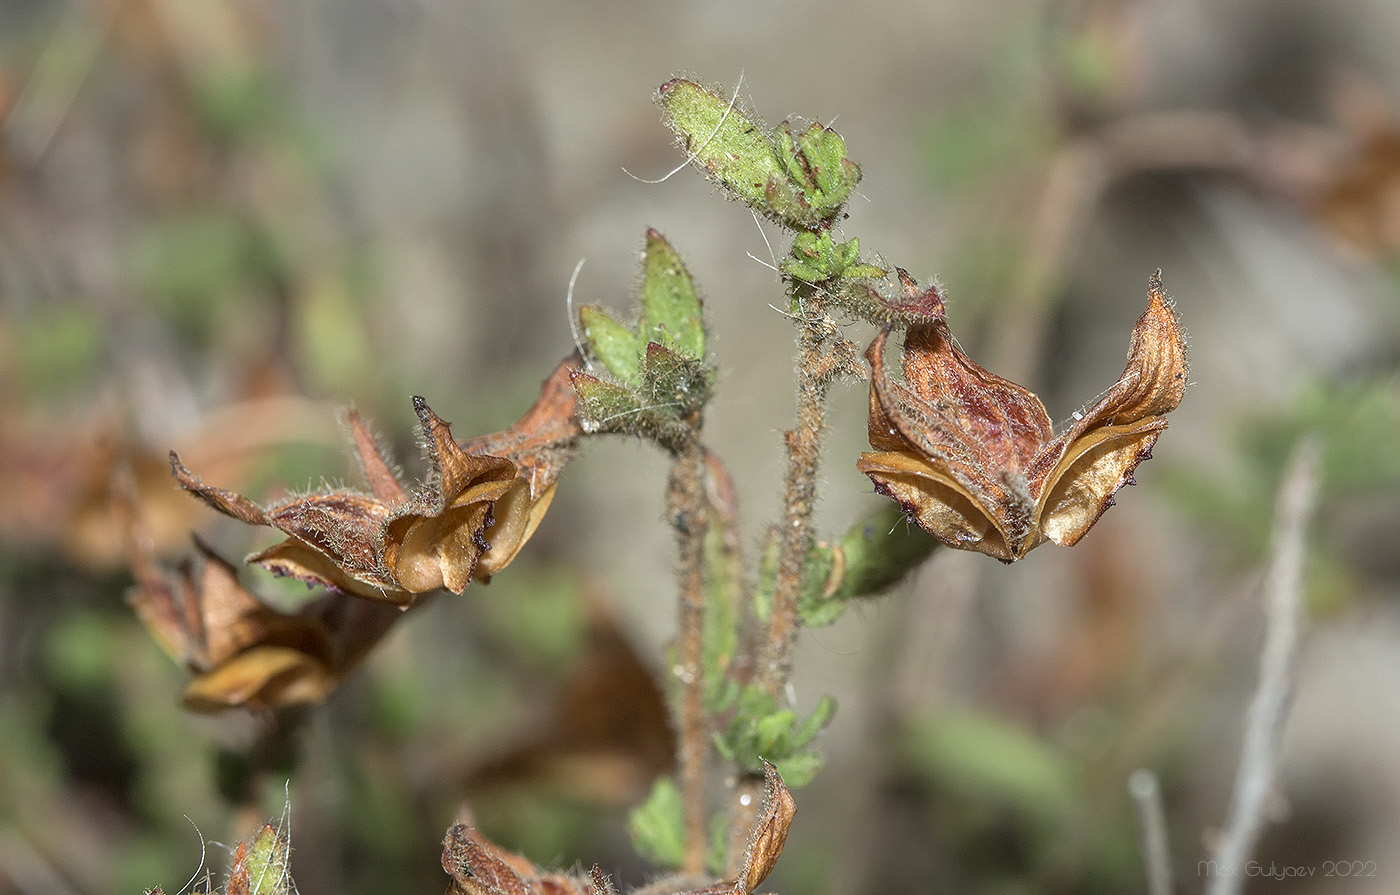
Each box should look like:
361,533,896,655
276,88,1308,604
667,438,710,874
758,285,835,697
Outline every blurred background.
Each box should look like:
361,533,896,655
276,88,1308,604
2,0,1399,892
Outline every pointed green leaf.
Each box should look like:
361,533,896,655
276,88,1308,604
572,371,643,432
790,695,836,749
795,122,859,200
640,341,713,417
771,751,823,789
656,79,859,229
579,305,643,385
640,229,705,359
629,777,687,869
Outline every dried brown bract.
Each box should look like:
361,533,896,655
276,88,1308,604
124,502,400,713
171,355,583,603
732,760,796,895
858,273,1187,561
442,825,605,895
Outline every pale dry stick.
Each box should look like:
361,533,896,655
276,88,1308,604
1129,768,1174,895
1206,437,1320,895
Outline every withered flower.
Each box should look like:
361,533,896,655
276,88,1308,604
441,762,796,895
442,824,607,895
172,355,582,603
858,273,1187,561
125,518,401,713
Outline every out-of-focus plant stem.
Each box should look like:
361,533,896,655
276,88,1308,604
667,437,710,874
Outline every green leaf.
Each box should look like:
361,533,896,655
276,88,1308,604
629,777,687,869
701,509,741,712
572,372,644,432
827,504,939,600
901,709,1077,822
656,79,859,229
640,229,705,359
717,685,835,785
771,751,823,789
579,305,644,385
783,120,861,209
640,342,713,417
239,824,293,895
790,695,836,750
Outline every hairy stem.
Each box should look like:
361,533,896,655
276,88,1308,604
667,439,710,874
759,286,835,696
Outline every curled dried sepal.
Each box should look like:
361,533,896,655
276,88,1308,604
733,761,796,895
655,79,860,230
442,825,599,895
173,356,583,600
830,267,947,327
125,501,401,713
858,273,1187,561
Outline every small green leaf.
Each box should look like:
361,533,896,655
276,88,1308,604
640,229,705,359
629,777,687,869
572,372,643,432
579,305,644,385
717,685,834,786
790,121,861,205
656,79,860,229
826,503,939,600
790,695,836,749
640,342,713,417
771,751,823,789
754,709,799,754
237,824,293,895
902,709,1077,821
702,509,741,712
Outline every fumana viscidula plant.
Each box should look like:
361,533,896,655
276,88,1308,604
129,76,1186,894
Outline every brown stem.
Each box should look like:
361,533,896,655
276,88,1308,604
758,287,835,696
666,438,710,874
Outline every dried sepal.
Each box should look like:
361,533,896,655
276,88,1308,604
125,503,401,713
173,355,584,601
442,825,595,895
858,273,1187,561
732,761,796,895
